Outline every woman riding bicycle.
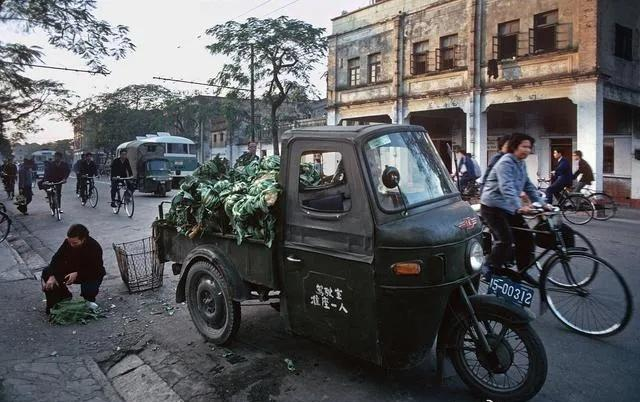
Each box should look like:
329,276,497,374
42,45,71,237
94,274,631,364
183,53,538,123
479,133,552,279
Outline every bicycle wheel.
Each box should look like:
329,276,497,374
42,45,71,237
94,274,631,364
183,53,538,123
124,190,134,218
561,195,594,225
112,189,121,214
52,195,61,221
543,251,632,337
89,185,98,208
588,193,617,221
537,229,598,287
48,192,56,217
0,211,10,243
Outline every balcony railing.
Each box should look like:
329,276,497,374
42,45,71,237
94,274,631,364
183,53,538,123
528,22,573,55
490,23,572,61
410,45,466,75
435,45,466,71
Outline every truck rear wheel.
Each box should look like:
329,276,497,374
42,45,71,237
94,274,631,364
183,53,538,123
186,261,241,345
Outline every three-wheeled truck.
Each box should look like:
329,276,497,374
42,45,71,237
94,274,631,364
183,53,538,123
153,125,547,401
124,141,172,196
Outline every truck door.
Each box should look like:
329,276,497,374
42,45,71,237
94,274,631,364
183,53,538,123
282,140,379,363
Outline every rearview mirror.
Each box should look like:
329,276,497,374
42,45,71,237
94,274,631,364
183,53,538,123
382,166,400,189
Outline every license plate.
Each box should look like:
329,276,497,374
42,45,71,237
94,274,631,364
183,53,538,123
487,276,535,307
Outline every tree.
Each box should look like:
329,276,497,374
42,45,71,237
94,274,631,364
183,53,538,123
70,84,175,152
0,0,134,147
205,17,327,155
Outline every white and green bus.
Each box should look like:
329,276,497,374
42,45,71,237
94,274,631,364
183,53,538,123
118,133,197,188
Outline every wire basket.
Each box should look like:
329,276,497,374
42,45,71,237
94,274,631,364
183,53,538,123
113,237,164,293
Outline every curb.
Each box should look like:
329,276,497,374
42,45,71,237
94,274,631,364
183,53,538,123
84,356,125,402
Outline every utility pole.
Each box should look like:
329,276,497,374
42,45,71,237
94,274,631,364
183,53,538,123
250,43,256,142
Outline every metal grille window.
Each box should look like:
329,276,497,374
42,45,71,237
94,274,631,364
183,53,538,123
348,57,360,87
411,41,429,74
532,10,558,53
368,53,381,83
439,34,458,70
615,24,633,61
498,20,519,59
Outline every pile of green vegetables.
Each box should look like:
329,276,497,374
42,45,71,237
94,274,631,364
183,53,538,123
165,155,283,247
49,300,104,325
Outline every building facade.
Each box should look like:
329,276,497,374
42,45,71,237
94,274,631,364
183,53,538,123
327,0,640,204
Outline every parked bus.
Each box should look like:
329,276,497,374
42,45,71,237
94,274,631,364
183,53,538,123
118,133,197,188
31,150,56,178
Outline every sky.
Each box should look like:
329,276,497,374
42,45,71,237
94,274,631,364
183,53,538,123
2,0,369,143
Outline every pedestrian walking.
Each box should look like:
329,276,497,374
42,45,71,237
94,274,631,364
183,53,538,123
16,158,34,215
41,224,105,314
1,155,18,199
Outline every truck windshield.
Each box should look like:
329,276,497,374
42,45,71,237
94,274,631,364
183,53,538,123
364,131,455,212
147,160,169,172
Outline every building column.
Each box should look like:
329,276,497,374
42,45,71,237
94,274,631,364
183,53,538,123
575,80,604,191
466,93,488,169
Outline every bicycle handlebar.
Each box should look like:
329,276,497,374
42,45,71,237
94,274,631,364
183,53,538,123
111,176,134,181
43,180,66,186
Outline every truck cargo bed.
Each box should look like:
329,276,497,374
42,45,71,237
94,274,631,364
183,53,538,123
154,221,278,290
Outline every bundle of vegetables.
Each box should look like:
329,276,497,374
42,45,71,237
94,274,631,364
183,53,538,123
165,154,282,246
299,162,321,187
49,300,104,325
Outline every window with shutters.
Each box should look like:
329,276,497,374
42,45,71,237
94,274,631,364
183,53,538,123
348,58,360,87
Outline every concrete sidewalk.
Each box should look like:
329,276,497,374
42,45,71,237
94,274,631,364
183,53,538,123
0,355,123,402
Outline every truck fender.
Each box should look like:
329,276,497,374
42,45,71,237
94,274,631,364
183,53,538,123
175,245,250,304
437,294,534,351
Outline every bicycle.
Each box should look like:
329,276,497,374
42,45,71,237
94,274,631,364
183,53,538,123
476,204,632,337
0,202,11,243
538,178,594,225
43,180,66,221
579,186,617,220
79,175,99,208
111,177,135,218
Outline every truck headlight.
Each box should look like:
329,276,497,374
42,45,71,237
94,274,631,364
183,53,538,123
467,238,484,272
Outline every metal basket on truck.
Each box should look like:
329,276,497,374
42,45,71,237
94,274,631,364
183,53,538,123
113,237,164,293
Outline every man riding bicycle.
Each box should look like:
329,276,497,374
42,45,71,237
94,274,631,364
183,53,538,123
110,149,133,208
78,152,97,205
479,133,552,279
43,152,70,213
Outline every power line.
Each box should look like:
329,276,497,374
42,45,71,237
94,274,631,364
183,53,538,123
152,76,251,92
262,0,303,17
234,0,275,19
4,62,109,75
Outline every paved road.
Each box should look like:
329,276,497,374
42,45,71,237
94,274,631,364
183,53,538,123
1,178,639,401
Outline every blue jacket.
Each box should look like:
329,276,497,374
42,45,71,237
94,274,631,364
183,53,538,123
480,153,542,214
552,157,572,186
480,152,504,191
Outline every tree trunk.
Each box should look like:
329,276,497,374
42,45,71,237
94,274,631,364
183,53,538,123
270,104,279,156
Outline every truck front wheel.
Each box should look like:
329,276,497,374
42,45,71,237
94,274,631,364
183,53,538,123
186,261,241,345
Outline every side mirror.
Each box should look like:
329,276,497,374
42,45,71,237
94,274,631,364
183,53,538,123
382,166,401,189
